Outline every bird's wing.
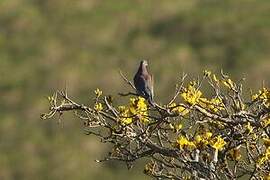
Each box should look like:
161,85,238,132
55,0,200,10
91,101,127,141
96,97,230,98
143,73,154,100
148,74,154,99
134,73,147,96
134,68,154,102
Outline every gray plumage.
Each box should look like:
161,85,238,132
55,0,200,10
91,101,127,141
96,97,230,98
133,60,154,106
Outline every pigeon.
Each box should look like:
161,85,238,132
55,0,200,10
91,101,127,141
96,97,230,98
133,60,155,106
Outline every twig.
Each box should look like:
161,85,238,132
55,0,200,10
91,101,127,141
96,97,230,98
119,70,136,90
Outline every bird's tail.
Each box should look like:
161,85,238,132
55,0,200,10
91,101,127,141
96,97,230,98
148,97,156,107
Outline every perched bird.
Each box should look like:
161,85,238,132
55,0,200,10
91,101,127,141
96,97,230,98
133,60,155,106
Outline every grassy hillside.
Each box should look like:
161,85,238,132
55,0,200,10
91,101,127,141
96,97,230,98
0,0,270,179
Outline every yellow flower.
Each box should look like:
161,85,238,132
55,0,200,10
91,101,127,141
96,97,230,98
210,135,226,151
213,74,219,83
252,88,270,107
252,94,259,101
261,118,270,128
177,136,196,150
94,88,102,97
118,105,126,112
118,106,128,121
195,135,202,144
129,97,136,105
199,97,224,112
195,131,212,147
210,97,224,110
118,97,149,125
263,138,270,148
169,103,189,116
181,81,224,112
137,97,147,107
121,117,133,125
203,70,211,77
245,122,254,134
181,83,202,105
94,103,103,112
167,120,183,132
205,132,213,139
222,78,235,89
174,123,183,131
144,163,154,175
169,123,174,130
131,97,149,124
178,106,189,116
257,147,270,166
118,106,133,125
264,173,270,180
129,106,137,114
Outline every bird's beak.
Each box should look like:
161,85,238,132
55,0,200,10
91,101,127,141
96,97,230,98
144,61,148,66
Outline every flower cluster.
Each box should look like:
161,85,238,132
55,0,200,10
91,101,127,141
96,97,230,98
176,135,196,150
94,89,103,112
261,118,270,128
257,147,270,167
169,123,183,132
176,130,226,152
181,82,202,105
256,137,270,167
222,78,235,90
209,72,236,90
180,80,224,112
199,97,224,112
252,87,270,107
168,103,189,116
94,102,103,112
144,162,154,175
94,88,103,98
194,130,213,147
210,135,227,151
118,97,149,125
245,122,254,134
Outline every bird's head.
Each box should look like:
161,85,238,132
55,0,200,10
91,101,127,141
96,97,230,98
140,60,148,67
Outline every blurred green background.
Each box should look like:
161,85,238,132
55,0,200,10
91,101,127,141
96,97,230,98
1,0,270,179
